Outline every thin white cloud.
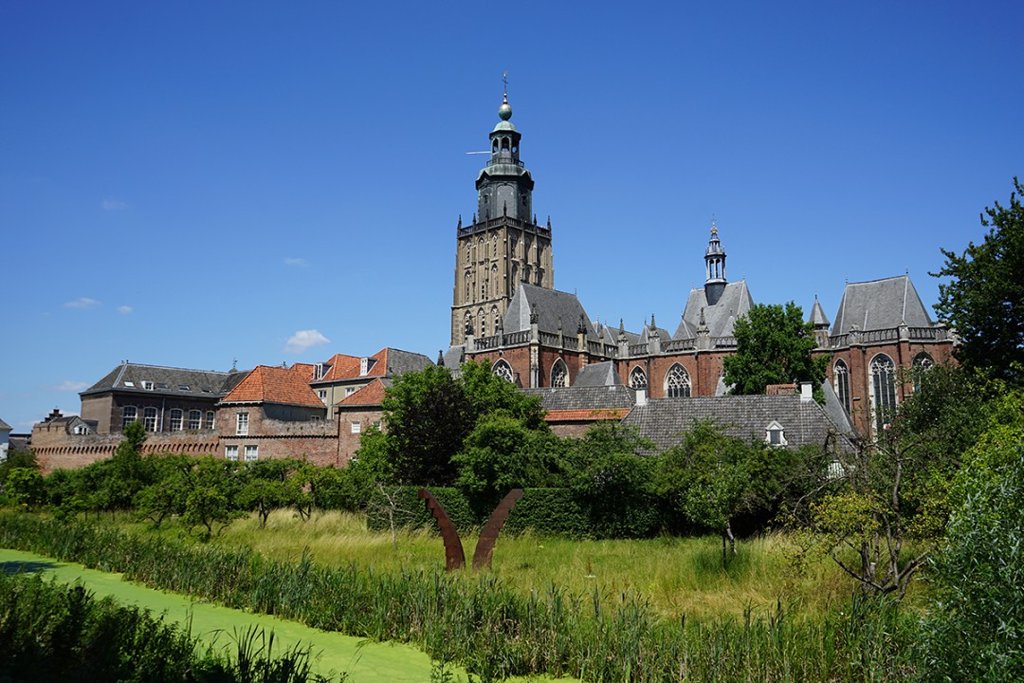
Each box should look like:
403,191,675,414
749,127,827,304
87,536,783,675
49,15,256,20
284,329,330,354
284,257,308,267
64,297,100,310
117,305,134,315
55,380,89,392
101,199,127,211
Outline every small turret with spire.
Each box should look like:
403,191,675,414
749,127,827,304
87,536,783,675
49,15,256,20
704,219,727,306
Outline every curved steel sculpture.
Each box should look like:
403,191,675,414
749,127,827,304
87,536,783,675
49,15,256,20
418,488,524,572
472,488,524,570
417,488,465,570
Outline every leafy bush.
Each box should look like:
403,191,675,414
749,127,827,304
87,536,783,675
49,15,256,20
921,394,1024,679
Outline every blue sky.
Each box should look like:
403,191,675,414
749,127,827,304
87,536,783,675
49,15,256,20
1,1,1021,431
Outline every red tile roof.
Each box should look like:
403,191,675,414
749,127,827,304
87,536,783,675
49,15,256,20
221,365,324,408
337,378,388,407
544,408,631,423
315,351,386,382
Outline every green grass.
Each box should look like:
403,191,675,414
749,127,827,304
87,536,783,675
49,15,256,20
126,509,925,621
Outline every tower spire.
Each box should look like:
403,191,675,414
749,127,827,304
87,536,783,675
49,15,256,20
704,220,727,306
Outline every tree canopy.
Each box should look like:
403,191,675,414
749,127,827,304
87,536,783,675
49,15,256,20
722,302,826,395
934,177,1024,386
362,360,547,487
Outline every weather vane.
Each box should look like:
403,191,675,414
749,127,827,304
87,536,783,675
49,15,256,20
502,70,509,98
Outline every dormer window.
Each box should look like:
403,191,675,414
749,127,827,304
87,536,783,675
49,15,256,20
765,421,787,446
141,381,154,391
359,358,368,376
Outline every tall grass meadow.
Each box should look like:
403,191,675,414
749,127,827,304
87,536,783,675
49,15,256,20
0,513,920,682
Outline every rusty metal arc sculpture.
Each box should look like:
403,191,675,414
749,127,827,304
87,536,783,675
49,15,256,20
417,488,465,570
418,488,524,571
472,488,524,570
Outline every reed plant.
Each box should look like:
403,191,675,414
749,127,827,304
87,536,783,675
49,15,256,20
0,513,921,681
0,569,341,682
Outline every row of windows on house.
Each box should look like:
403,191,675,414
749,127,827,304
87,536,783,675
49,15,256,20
224,445,259,462
122,406,215,432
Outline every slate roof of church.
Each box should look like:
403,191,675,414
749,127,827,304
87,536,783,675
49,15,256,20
809,299,830,326
442,345,465,373
573,361,622,387
622,395,854,453
81,362,245,398
639,322,673,343
220,364,322,408
676,281,754,339
525,385,636,411
830,275,934,336
504,283,598,340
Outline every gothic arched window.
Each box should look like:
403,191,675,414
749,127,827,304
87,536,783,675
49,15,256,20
664,364,691,398
478,309,485,336
492,306,500,334
551,359,569,388
834,360,851,413
912,352,934,393
629,366,648,390
493,360,514,383
870,354,897,434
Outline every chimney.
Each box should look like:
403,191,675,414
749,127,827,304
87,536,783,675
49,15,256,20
635,389,647,407
800,382,813,401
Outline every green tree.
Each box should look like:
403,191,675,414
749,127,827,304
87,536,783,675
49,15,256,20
235,459,300,526
0,448,39,486
934,178,1024,387
101,420,153,511
181,458,238,539
459,360,548,429
360,360,548,487
133,455,192,527
6,468,47,509
453,412,566,509
566,423,660,538
657,421,799,563
380,364,473,485
922,392,1024,678
723,302,826,395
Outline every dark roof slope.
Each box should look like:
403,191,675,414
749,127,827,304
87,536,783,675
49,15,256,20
623,395,854,453
573,361,622,387
0,418,11,431
81,362,244,398
831,275,934,336
525,385,636,411
504,284,598,339
676,281,754,339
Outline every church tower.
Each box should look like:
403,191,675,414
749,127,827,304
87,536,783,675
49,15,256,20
451,85,554,346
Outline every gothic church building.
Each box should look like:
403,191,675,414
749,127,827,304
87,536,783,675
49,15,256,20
447,91,955,440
